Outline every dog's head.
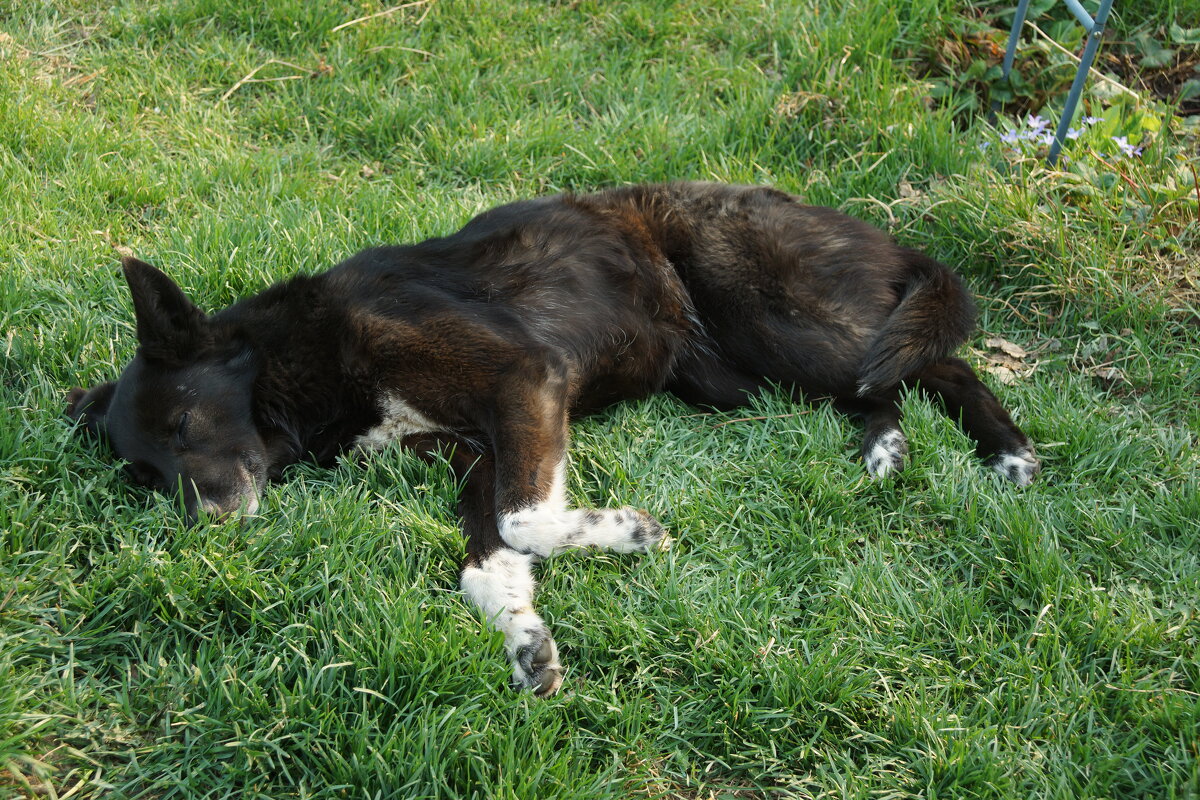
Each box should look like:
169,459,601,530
67,257,267,524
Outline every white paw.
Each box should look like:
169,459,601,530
864,429,908,479
608,507,667,553
991,447,1040,487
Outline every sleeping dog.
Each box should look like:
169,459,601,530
67,182,1039,696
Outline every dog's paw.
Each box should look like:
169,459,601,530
511,626,563,698
614,507,667,553
863,429,908,479
989,447,1041,487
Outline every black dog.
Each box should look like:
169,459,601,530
67,182,1039,696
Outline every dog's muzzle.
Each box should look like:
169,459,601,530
185,462,261,524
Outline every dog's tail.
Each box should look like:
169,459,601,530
856,248,977,396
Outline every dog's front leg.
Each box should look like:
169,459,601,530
454,450,564,697
488,366,668,559
403,433,563,696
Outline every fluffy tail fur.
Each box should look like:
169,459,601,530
856,248,977,396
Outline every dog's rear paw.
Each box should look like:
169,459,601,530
512,627,563,697
989,447,1041,487
863,429,908,479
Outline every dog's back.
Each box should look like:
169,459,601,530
566,182,975,400
205,182,974,418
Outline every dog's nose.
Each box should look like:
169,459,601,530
200,499,228,519
182,467,261,525
190,499,232,524
190,495,257,525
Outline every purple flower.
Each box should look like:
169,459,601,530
1066,128,1083,139
1111,136,1141,157
1040,133,1055,145
1027,115,1049,133
1000,129,1021,145
978,141,992,151
1082,116,1104,125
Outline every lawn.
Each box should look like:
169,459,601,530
2,0,1198,797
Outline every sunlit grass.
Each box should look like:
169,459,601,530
2,1,1198,797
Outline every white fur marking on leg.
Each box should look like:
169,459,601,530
992,447,1040,487
497,458,664,558
460,549,540,652
354,393,441,450
459,549,562,693
499,504,664,558
865,428,907,479
546,458,568,508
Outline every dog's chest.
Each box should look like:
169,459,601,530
354,393,442,450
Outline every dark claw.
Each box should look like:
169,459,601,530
513,627,563,697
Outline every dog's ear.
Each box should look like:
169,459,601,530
121,256,209,364
66,382,116,440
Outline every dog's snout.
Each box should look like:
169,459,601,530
181,457,263,525
198,498,230,523
188,493,259,525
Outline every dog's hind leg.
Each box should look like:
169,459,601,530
489,361,668,560
845,396,908,479
672,343,913,478
404,433,564,697
666,351,766,410
912,358,1040,485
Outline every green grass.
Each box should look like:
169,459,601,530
2,0,1198,797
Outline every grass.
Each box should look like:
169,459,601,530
2,0,1198,797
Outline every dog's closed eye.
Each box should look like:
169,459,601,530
174,412,190,449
